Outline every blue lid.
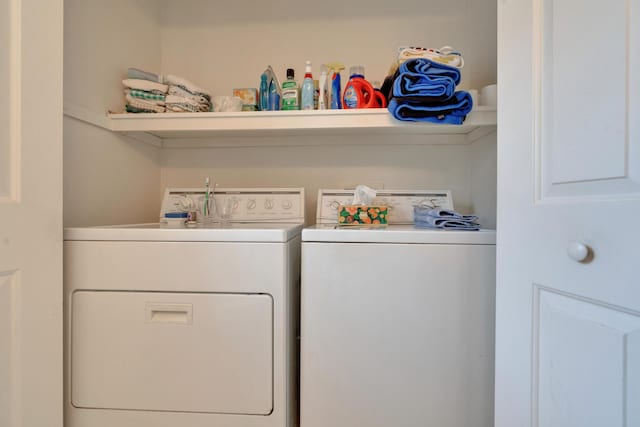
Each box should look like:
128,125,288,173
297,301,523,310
165,212,188,218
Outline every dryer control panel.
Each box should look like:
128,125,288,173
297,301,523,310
316,189,453,224
162,188,305,223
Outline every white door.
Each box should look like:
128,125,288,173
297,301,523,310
496,1,640,426
0,0,63,426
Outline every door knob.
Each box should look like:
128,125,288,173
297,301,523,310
567,242,591,263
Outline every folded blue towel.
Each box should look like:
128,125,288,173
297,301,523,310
417,208,478,222
392,72,456,101
388,91,473,124
414,206,480,230
399,58,461,87
415,218,480,231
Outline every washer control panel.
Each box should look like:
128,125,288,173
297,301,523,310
316,189,453,224
162,188,305,222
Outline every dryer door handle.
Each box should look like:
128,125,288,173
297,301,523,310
145,303,193,325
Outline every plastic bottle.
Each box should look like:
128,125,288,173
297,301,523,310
259,73,269,111
281,68,300,110
326,62,345,109
318,65,328,110
343,65,369,109
300,61,315,110
342,66,387,109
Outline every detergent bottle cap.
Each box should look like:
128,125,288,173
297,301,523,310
286,68,295,79
305,60,312,73
349,65,365,78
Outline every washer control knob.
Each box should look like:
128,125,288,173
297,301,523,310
567,242,592,263
282,200,292,210
265,199,274,210
247,199,257,210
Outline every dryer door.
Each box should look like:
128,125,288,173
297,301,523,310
71,291,273,415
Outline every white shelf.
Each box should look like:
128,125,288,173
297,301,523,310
65,105,496,147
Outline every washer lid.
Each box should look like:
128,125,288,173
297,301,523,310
64,222,303,243
302,224,496,245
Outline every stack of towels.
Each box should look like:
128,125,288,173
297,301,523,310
414,207,480,231
386,58,473,124
122,68,167,113
164,74,212,113
122,68,212,113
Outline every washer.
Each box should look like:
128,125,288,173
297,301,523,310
64,187,304,427
301,189,496,427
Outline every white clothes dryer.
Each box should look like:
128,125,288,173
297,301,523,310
64,188,304,427
301,189,496,427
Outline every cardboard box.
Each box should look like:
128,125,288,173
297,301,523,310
233,88,258,111
338,205,388,225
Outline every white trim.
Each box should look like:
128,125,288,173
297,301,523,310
62,103,111,131
532,0,543,204
1,0,22,204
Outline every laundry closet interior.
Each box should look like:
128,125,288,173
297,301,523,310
62,1,498,426
63,0,497,228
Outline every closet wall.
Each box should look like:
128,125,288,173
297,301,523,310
63,0,162,226
63,0,497,227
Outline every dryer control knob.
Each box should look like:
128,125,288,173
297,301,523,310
247,199,257,210
265,199,274,209
282,200,292,210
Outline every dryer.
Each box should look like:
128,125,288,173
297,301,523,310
64,188,304,427
300,189,496,427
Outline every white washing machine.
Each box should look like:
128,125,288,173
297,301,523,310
64,188,304,427
301,189,496,427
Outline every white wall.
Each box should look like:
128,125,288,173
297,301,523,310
470,131,497,229
159,0,497,95
161,135,475,225
63,0,164,226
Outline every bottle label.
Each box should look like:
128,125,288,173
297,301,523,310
282,89,299,110
344,85,358,109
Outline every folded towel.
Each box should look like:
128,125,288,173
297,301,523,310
388,91,473,124
399,58,461,87
415,218,480,231
122,78,168,94
127,67,162,83
168,85,211,105
125,105,157,114
392,72,456,101
126,93,164,106
165,74,211,99
125,96,166,113
125,89,166,101
418,208,478,222
397,46,465,69
413,206,480,230
166,103,203,113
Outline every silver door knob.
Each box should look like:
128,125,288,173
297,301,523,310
567,242,591,262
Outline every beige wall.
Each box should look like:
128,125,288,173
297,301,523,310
160,134,481,225
63,0,163,226
159,0,497,97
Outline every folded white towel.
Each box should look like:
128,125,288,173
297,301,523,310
168,85,210,105
165,74,210,97
122,78,168,94
126,96,166,113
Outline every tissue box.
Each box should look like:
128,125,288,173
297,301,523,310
232,88,259,111
338,205,388,226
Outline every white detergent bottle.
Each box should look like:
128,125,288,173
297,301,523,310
300,60,315,110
